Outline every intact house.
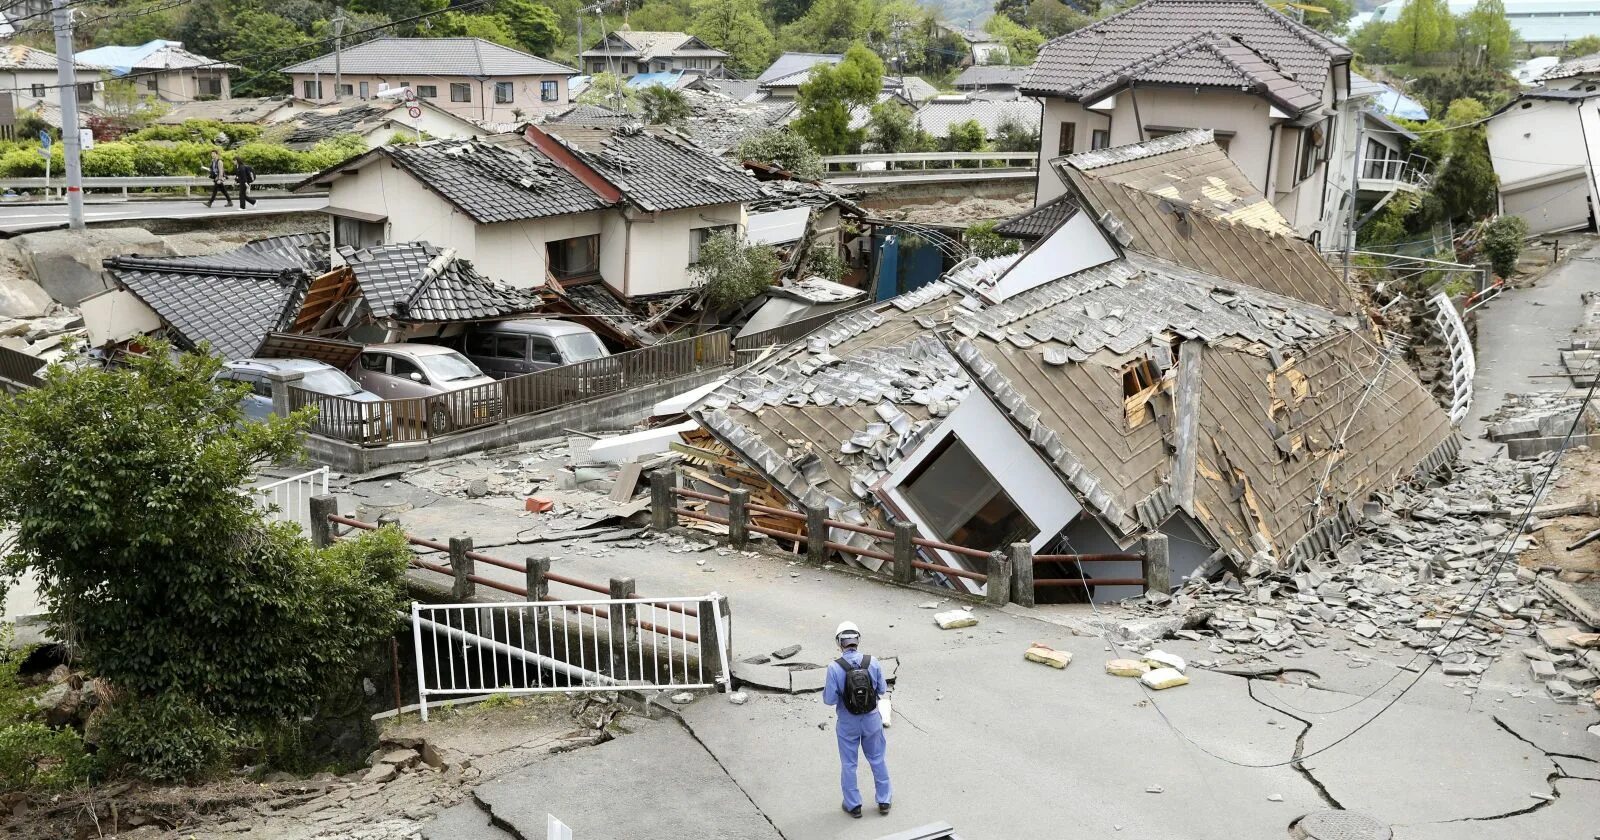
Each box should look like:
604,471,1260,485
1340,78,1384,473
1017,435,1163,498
579,30,729,77
935,22,1009,65
75,41,234,102
279,38,576,125
952,65,1028,100
690,131,1458,600
1,45,105,116
1020,0,1353,242
1487,88,1600,234
294,124,762,307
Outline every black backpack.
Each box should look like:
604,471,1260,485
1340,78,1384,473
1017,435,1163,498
836,655,877,715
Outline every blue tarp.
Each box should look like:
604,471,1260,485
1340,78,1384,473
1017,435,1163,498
1372,86,1429,121
625,71,691,90
75,40,172,77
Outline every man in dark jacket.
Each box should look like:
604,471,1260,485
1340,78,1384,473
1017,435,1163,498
204,149,231,207
234,155,257,208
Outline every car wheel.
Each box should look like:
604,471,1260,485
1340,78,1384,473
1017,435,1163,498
428,403,453,437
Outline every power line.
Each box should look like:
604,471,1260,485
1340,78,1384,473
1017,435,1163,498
6,0,192,37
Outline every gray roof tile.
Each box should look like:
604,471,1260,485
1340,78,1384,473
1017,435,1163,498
952,65,1028,89
340,242,541,322
545,124,764,212
383,137,614,224
281,38,574,77
994,193,1079,239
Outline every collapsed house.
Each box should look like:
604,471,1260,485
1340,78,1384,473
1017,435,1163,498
691,130,1459,600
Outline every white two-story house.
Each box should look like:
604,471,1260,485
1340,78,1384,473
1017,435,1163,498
1020,0,1352,241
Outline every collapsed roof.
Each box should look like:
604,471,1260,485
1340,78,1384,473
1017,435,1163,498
339,242,543,323
103,234,329,359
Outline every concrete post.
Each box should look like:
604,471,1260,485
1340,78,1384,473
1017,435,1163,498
892,521,915,585
608,577,637,679
449,536,475,600
1009,542,1035,608
309,494,338,548
649,470,675,531
806,505,828,564
526,557,550,601
697,595,731,687
727,489,750,550
266,370,305,419
377,513,400,529
986,551,1011,607
1143,532,1171,595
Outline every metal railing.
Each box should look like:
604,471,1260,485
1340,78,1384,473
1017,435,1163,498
292,330,733,445
650,473,1153,606
249,466,330,532
1360,156,1429,187
412,594,730,721
0,345,45,391
0,173,313,200
819,151,1039,175
1431,291,1476,425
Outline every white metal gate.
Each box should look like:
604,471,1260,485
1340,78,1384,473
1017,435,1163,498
411,595,730,721
250,467,330,531
1432,291,1476,424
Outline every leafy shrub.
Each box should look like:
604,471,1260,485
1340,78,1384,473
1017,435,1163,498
94,692,231,784
129,120,263,145
0,722,89,792
695,231,782,310
1481,215,1529,278
735,129,824,180
806,246,846,282
965,221,1021,259
235,140,305,174
82,143,138,177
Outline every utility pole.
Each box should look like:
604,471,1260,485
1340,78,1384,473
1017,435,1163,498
50,0,83,230
333,6,346,101
1343,116,1363,287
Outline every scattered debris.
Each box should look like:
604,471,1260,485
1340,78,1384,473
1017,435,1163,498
1023,643,1072,669
670,692,696,705
1140,668,1190,690
934,609,978,630
1106,659,1152,677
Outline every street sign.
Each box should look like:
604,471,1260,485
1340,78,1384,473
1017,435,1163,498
38,130,50,148
79,128,93,151
406,106,421,119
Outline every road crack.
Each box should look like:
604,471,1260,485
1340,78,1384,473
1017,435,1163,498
1244,678,1343,809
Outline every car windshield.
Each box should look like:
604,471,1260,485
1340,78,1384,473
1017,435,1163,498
554,332,608,363
417,351,486,383
299,367,363,396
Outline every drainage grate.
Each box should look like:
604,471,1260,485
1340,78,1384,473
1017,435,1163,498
1290,811,1392,840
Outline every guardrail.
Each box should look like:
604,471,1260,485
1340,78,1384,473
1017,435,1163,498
819,151,1039,176
291,330,733,446
0,173,314,200
248,466,329,532
648,472,1159,606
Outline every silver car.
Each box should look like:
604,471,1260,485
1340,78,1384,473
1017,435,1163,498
352,344,499,436
462,319,611,379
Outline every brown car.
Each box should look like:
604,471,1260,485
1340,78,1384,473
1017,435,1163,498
352,343,499,436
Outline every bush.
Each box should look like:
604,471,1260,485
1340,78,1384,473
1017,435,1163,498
0,722,90,792
94,692,231,784
129,120,263,145
695,231,782,310
806,246,846,282
1481,215,1529,278
965,221,1022,259
82,143,138,177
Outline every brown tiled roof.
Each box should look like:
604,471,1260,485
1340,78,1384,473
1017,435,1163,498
1022,0,1347,112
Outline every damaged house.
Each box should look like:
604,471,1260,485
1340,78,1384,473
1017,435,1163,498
691,132,1458,601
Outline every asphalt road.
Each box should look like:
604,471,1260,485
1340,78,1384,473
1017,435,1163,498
0,196,328,233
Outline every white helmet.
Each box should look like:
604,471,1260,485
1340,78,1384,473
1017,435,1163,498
835,621,861,646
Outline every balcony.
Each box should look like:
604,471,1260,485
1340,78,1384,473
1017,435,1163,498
1360,155,1431,193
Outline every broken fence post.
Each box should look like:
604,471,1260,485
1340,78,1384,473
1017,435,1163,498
727,488,750,550
526,557,550,601
308,494,338,549
609,577,637,679
265,369,304,420
449,536,475,601
806,505,828,565
986,551,1011,607
1143,533,1171,595
1009,542,1035,608
698,595,731,687
892,521,915,585
649,470,675,532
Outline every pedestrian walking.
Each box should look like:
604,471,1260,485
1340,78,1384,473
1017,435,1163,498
823,621,891,818
234,155,257,208
204,149,232,207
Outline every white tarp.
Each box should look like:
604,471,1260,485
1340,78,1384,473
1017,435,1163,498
746,207,812,246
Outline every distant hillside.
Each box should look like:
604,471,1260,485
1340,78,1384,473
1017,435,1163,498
918,0,994,27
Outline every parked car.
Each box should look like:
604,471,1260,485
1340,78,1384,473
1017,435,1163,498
461,319,612,379
351,343,499,436
217,358,385,442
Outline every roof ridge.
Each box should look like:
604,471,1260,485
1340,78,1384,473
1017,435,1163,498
1068,29,1229,95
1244,0,1350,59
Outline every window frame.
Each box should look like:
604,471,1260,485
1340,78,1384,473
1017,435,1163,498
1058,121,1076,156
899,435,1039,552
546,234,601,281
689,225,736,265
29,83,44,98
541,80,559,102
494,81,514,104
450,82,471,103
302,79,323,99
1091,129,1110,150
416,84,438,99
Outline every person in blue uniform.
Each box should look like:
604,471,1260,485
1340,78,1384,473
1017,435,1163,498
823,620,891,818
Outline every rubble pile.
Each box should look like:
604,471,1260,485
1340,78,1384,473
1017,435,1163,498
1107,450,1600,707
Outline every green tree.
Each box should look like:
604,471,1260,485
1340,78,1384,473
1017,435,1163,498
695,231,782,309
1383,0,1455,64
792,42,883,154
1022,0,1090,38
435,10,520,46
1423,98,1497,223
866,100,932,153
630,0,692,31
772,0,814,25
638,85,691,126
945,118,988,152
690,0,777,76
1481,215,1528,277
1300,0,1354,37
0,342,410,728
983,13,1045,64
1563,34,1600,58
578,71,638,111
993,116,1039,152
734,129,824,178
1459,0,1515,70
780,0,872,53
1347,20,1397,65
965,220,1021,258
496,0,562,56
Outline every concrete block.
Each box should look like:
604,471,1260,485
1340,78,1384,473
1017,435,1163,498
586,421,697,464
1023,644,1071,669
1531,659,1558,680
0,272,52,318
1141,649,1186,673
1105,659,1151,677
933,609,977,630
15,227,169,306
1539,626,1580,651
1140,668,1190,690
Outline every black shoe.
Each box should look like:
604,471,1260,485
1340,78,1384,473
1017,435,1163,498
204,202,213,208
843,804,861,819
879,802,891,815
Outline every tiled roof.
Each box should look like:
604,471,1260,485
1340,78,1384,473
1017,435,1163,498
679,89,797,154
0,44,97,71
562,281,677,345
76,40,233,72
757,53,841,85
994,193,1079,239
272,101,401,148
700,78,763,102
895,76,941,103
545,124,763,212
1539,50,1600,82
1022,0,1347,111
103,233,329,360
339,242,541,322
953,65,1028,88
913,97,1041,138
281,38,574,78
155,97,294,125
546,103,634,127
380,138,614,224
582,30,727,61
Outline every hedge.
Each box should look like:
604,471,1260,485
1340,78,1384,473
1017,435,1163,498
0,134,368,179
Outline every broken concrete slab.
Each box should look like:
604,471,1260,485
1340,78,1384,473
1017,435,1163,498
1140,668,1190,689
14,227,170,306
1106,659,1151,677
1142,650,1186,673
586,421,697,464
1023,644,1072,669
934,609,977,629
